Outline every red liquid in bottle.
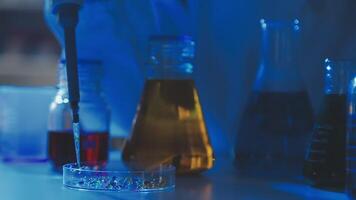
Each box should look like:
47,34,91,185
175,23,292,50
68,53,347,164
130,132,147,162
48,131,109,170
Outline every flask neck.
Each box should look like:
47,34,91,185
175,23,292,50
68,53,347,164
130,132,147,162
255,19,303,92
261,19,300,69
58,59,103,101
324,59,356,95
148,35,194,79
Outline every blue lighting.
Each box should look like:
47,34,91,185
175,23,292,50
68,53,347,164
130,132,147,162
260,19,267,29
181,63,193,74
272,182,347,200
293,19,300,31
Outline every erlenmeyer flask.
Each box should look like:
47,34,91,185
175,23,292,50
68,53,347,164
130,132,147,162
304,59,355,189
122,36,214,174
235,19,314,174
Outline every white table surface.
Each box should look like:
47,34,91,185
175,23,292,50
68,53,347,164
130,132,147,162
0,157,349,200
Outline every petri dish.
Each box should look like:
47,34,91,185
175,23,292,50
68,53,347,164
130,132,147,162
63,161,175,192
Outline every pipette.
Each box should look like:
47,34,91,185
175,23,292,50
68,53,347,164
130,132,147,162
52,0,83,168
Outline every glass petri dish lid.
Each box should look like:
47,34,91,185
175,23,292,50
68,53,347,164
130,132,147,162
63,161,175,192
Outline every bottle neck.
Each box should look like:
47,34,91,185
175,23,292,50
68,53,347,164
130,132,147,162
57,60,103,101
324,59,355,95
147,35,194,79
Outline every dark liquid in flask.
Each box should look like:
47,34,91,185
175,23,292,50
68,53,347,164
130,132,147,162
48,131,109,170
304,94,346,189
235,91,314,171
122,79,214,174
347,117,356,199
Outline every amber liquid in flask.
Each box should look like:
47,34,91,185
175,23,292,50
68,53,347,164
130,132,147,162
122,36,214,174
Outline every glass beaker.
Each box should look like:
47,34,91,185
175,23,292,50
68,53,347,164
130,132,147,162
347,76,356,198
0,86,55,162
48,59,110,171
122,35,214,174
234,19,314,174
304,59,355,189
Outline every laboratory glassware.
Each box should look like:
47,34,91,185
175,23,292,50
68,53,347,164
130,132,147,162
63,162,175,191
0,86,55,162
346,75,356,198
122,35,214,174
304,59,355,189
235,19,314,174
48,59,110,170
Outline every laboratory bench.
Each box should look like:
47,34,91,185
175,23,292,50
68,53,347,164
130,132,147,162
0,156,348,200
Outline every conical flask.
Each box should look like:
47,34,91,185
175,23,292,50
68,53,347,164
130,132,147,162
304,59,355,189
122,36,214,174
235,19,314,174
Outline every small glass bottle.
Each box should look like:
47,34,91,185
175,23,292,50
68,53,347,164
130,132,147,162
122,35,214,174
48,59,110,170
304,59,354,189
235,19,314,175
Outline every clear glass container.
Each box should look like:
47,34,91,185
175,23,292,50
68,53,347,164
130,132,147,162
63,162,175,192
0,86,55,162
48,59,110,171
346,75,356,198
304,59,355,189
234,19,314,175
122,35,214,174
